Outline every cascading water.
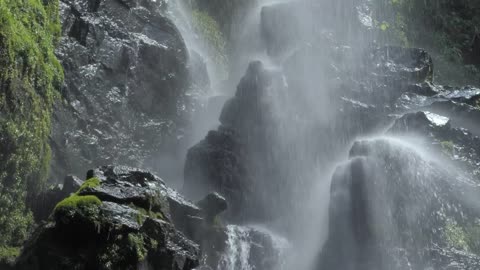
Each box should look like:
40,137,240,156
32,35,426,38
218,226,254,270
179,0,480,269
217,225,289,270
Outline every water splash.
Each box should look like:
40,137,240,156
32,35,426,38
217,225,289,270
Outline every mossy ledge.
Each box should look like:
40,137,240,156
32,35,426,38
76,177,101,194
54,195,102,211
0,0,63,255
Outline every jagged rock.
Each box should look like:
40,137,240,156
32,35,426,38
32,175,84,221
63,175,84,195
50,0,196,181
16,166,200,270
367,46,433,83
184,61,281,221
388,111,480,181
318,138,480,270
197,193,228,224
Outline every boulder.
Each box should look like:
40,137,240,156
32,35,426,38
388,111,480,181
16,166,200,270
197,193,228,224
184,61,281,221
318,138,480,270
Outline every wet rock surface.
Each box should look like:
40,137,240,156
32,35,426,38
16,166,201,270
50,0,194,181
20,165,281,270
319,139,480,270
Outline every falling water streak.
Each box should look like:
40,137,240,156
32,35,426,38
218,226,254,270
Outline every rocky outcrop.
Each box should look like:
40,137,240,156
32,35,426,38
17,165,283,270
16,166,201,270
319,139,480,270
184,61,282,221
51,0,197,181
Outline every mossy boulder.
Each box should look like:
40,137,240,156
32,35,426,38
16,166,201,270
0,0,63,257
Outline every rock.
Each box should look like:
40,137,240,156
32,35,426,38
16,166,200,270
32,175,84,221
318,138,480,270
63,175,84,195
388,111,480,181
368,46,433,83
197,193,228,224
184,61,283,221
50,0,196,181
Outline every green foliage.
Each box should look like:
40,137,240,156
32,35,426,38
127,233,147,261
444,220,470,251
372,0,480,85
55,195,102,211
191,9,228,80
130,203,164,225
0,0,63,249
440,140,455,155
76,177,101,194
443,219,480,254
0,245,20,264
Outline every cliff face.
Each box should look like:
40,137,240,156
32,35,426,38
50,0,195,182
0,0,63,255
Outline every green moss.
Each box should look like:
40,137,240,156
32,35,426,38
444,220,470,251
0,246,20,263
130,203,164,225
76,177,101,194
0,0,63,247
440,140,455,155
191,9,228,80
127,233,147,262
54,195,102,211
372,0,480,86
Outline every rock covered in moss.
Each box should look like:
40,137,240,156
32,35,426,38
16,166,201,270
0,0,63,250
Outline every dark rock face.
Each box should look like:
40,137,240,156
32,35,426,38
184,61,282,221
197,193,227,224
32,175,83,222
51,0,194,181
16,166,200,270
319,139,480,270
21,165,281,270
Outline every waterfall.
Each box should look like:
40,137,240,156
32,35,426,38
216,225,289,270
218,226,254,270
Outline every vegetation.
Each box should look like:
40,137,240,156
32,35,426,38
0,246,20,264
443,219,480,254
440,140,455,155
130,203,164,225
54,195,102,211
127,233,148,261
372,0,480,86
77,177,101,193
191,9,228,79
444,220,470,251
0,0,63,254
